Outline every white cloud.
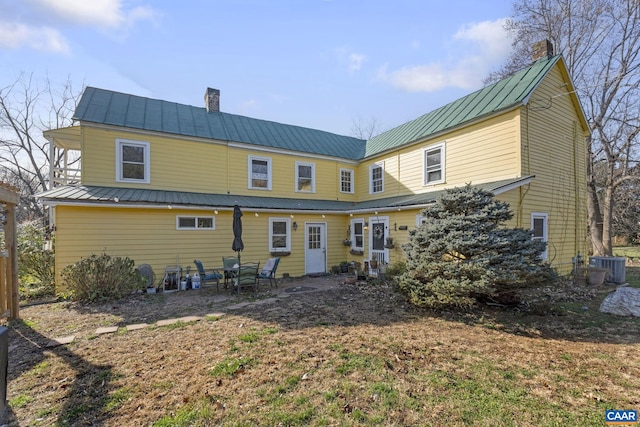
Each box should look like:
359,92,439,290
0,0,157,53
25,0,155,28
378,18,511,92
0,22,70,53
349,53,366,72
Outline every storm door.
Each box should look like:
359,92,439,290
369,216,389,264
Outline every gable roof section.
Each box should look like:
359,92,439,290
74,87,367,161
364,55,562,158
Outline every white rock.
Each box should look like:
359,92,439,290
599,286,640,317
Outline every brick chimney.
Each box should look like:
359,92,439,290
532,39,554,62
205,87,220,112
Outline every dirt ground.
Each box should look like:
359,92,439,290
3,275,640,426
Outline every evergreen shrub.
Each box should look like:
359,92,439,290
396,185,557,308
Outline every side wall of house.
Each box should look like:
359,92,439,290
518,65,588,273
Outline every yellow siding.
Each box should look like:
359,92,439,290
81,126,359,202
357,111,521,202
53,205,356,285
518,65,588,273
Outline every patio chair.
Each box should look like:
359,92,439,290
193,260,223,291
233,262,260,294
257,257,280,289
222,256,239,287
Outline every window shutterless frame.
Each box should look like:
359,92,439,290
248,155,272,190
423,142,445,185
116,139,150,183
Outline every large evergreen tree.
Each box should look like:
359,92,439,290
397,185,555,309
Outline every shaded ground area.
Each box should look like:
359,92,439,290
4,274,640,426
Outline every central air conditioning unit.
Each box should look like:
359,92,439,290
589,256,626,284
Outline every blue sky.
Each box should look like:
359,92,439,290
0,0,515,136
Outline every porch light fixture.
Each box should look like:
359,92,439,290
214,209,219,215
293,221,298,231
254,212,259,217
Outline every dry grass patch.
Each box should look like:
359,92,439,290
3,274,640,426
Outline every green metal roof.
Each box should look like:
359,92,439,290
73,56,561,162
37,176,533,212
364,55,561,158
74,87,367,161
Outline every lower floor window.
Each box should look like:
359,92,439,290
176,216,215,230
269,218,291,251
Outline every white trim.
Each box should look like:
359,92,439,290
423,142,446,185
416,214,427,227
115,139,150,184
269,217,291,252
369,162,384,194
531,212,549,260
176,215,215,230
248,155,272,190
350,218,365,250
339,168,354,194
295,161,316,193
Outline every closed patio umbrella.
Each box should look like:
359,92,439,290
232,205,244,267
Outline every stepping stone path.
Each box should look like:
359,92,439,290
45,311,232,347
43,283,323,348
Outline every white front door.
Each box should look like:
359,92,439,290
369,216,389,264
305,223,326,274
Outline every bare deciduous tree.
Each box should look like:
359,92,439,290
351,116,383,140
488,0,640,255
0,73,81,222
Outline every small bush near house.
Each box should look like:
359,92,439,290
396,185,557,309
61,253,146,302
16,222,55,300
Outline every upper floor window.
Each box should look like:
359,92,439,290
269,217,291,252
340,168,354,194
423,142,445,185
350,218,364,250
370,162,384,194
116,139,150,183
176,216,215,230
248,156,272,190
295,161,315,193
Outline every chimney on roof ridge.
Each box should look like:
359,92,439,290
205,87,220,112
532,39,554,62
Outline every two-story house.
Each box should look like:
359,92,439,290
38,46,588,286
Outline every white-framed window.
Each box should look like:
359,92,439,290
416,214,428,227
340,168,354,194
423,142,445,185
295,161,315,193
350,218,364,250
116,139,150,183
370,162,384,194
248,156,272,190
269,217,291,251
176,216,215,230
531,212,549,260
